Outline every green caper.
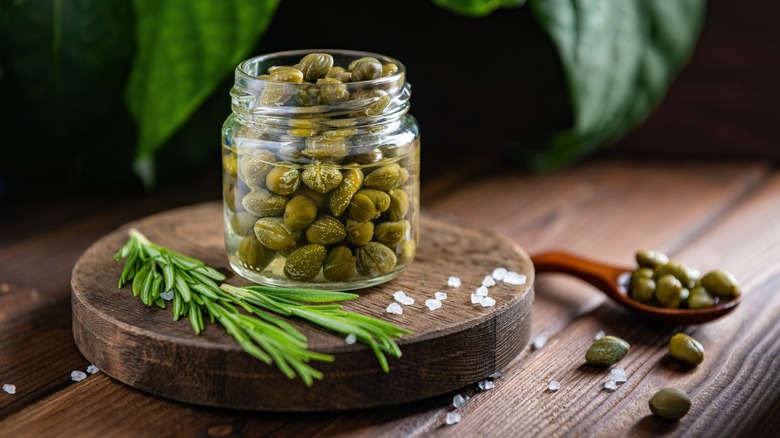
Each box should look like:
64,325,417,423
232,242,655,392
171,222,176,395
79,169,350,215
348,56,379,72
329,168,364,216
630,275,656,304
649,387,691,420
288,127,317,137
242,189,288,217
323,246,357,281
350,59,382,81
386,188,410,221
254,217,301,250
265,165,300,195
237,236,276,272
687,286,716,309
348,189,391,222
356,242,397,277
230,211,259,236
301,161,344,193
317,78,350,104
296,85,321,106
259,82,288,106
283,195,318,231
277,142,304,161
239,151,276,187
585,335,630,366
269,67,304,83
381,63,399,77
224,184,237,212
398,239,416,265
223,153,238,176
373,220,410,246
700,269,740,299
669,333,704,366
364,163,407,191
295,186,328,209
325,66,352,83
298,53,333,82
655,274,687,308
345,219,374,246
322,128,358,138
351,148,383,164
654,261,698,288
636,249,670,269
350,89,391,116
305,215,346,245
284,244,327,281
302,136,348,161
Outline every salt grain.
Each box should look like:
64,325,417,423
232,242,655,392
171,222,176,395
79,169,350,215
610,368,627,383
71,370,87,382
445,411,462,425
453,394,469,408
503,271,527,285
393,291,415,305
548,380,561,391
86,364,100,374
489,370,504,379
532,335,548,350
471,294,484,304
447,276,462,288
345,334,357,345
482,275,496,287
481,297,496,307
594,330,606,340
476,286,489,296
604,380,618,391
2,384,15,395
425,299,442,311
159,291,174,301
435,291,448,301
386,303,403,315
491,268,508,281
483,381,495,390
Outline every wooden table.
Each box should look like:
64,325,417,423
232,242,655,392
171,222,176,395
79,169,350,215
1,155,779,437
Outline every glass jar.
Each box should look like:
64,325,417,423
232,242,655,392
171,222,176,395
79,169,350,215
222,50,420,291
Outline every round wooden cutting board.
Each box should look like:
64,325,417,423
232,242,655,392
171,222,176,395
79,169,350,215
71,202,534,411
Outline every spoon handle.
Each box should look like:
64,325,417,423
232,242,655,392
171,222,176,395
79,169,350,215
530,252,628,300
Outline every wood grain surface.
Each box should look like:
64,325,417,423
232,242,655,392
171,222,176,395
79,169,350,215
70,205,533,411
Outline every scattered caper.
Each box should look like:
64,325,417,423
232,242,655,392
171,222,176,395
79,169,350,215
669,333,704,366
585,335,630,366
323,246,357,281
284,244,327,281
649,387,691,420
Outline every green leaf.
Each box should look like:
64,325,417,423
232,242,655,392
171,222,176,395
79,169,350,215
433,0,526,17
125,0,279,188
526,0,706,170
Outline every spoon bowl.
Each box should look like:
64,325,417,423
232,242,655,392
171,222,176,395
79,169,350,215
531,251,742,324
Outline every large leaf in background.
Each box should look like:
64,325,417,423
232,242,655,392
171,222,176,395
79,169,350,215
126,0,279,187
527,0,706,169
432,0,526,17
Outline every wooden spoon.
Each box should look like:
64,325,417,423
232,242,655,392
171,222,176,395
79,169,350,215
531,251,742,324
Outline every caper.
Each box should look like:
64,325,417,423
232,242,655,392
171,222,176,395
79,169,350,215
649,387,691,420
295,186,328,209
349,189,391,222
224,184,237,212
276,142,303,162
700,269,740,299
259,82,288,106
284,244,327,281
298,53,333,82
398,239,416,265
585,335,630,366
687,286,716,309
269,67,304,83
323,246,357,281
317,78,350,104
350,59,382,82
350,89,391,116
302,136,348,161
253,217,301,250
348,56,379,72
283,195,318,231
223,153,238,176
265,165,301,195
631,275,656,304
239,151,276,187
242,188,288,217
345,219,374,246
329,168,364,216
325,66,352,83
322,128,358,138
386,188,410,221
237,236,276,272
636,249,670,269
288,128,317,137
654,261,698,288
364,163,407,191
351,148,383,164
381,63,399,77
296,85,321,107
669,333,704,366
305,215,346,245
230,211,259,236
655,274,687,308
356,242,397,277
301,161,343,193
374,220,410,246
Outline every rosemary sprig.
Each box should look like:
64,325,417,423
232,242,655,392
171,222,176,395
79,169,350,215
114,228,410,386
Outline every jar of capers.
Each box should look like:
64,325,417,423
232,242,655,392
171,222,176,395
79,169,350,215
222,50,420,290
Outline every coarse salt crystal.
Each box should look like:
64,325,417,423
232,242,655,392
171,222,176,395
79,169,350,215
447,276,462,288
435,291,448,301
491,268,508,281
445,411,462,425
610,368,627,383
478,380,488,390
594,330,606,340
2,384,15,395
481,296,496,307
453,394,469,408
393,291,415,305
532,335,548,350
159,291,174,301
345,334,357,345
476,286,489,296
471,293,484,304
604,380,618,391
489,370,504,379
71,370,87,382
483,381,495,390
548,380,561,391
482,275,496,287
86,364,100,374
386,303,403,315
425,299,442,311
503,271,527,285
